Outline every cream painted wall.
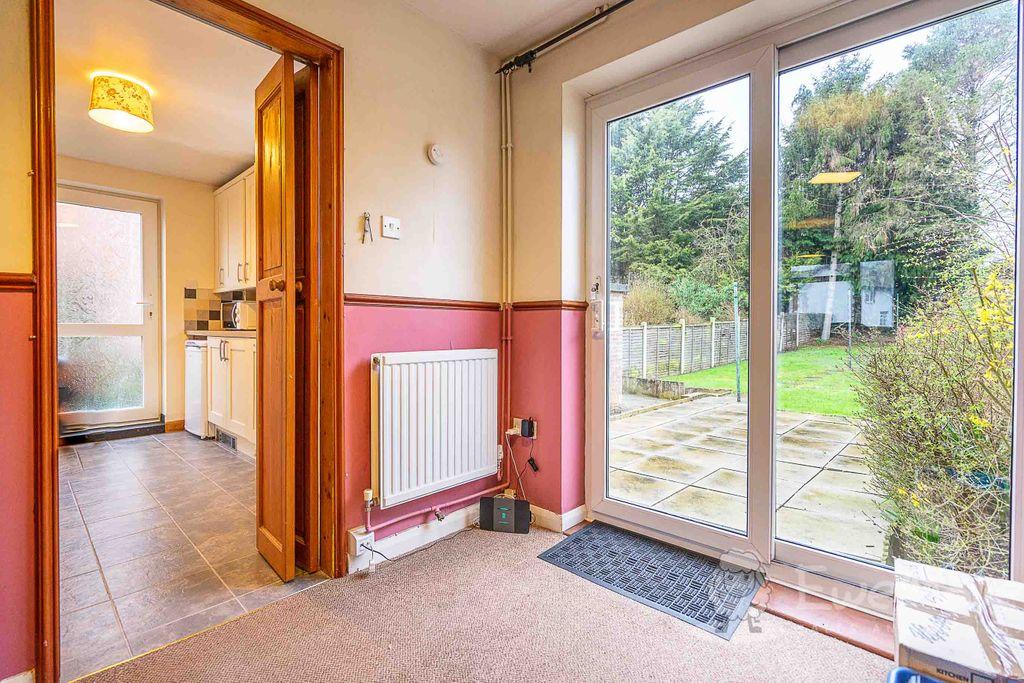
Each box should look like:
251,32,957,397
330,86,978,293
57,156,216,422
0,0,33,273
247,0,502,302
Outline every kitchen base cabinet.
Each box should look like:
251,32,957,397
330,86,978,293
207,336,257,453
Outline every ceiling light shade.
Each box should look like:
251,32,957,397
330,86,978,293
809,171,861,185
88,72,154,133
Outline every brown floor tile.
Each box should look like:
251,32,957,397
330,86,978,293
237,572,327,611
59,527,100,579
92,525,192,569
87,507,175,542
213,552,280,597
60,570,108,614
194,526,258,566
127,599,245,657
103,545,211,598
78,492,161,524
59,600,130,683
60,504,85,530
114,567,235,637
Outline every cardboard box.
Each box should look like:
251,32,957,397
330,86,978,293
895,558,1024,683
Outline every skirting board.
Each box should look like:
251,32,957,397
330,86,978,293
2,671,34,683
530,504,588,533
347,503,480,574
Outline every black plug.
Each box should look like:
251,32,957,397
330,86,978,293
527,457,539,472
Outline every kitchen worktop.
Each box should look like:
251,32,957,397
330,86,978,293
187,330,256,339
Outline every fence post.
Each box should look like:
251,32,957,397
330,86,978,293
641,322,648,379
679,320,686,375
779,313,785,352
710,318,717,367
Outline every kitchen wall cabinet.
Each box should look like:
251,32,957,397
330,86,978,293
207,336,256,447
214,165,256,291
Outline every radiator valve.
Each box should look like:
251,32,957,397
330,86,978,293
433,508,446,522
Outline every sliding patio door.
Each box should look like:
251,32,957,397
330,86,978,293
57,186,161,428
587,0,1022,602
586,47,775,567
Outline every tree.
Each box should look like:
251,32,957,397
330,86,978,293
608,95,749,315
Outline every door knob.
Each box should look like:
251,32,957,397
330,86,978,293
269,278,286,291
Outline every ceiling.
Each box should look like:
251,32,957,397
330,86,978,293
55,0,280,186
401,0,603,58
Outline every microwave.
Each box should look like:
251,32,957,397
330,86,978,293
223,300,257,330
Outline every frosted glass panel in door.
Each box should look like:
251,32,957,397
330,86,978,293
57,336,144,412
57,202,143,325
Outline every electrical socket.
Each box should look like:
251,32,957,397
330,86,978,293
348,527,375,557
513,417,538,439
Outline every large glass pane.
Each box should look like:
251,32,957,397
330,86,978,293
607,77,751,533
57,201,144,325
57,336,144,412
775,2,1017,576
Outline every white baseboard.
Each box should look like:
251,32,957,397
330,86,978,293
2,670,34,683
530,503,588,533
346,503,480,574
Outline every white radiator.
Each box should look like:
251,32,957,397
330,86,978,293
370,348,499,509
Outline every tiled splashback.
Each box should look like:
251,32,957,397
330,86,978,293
184,282,222,332
183,282,257,332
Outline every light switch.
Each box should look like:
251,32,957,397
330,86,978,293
381,216,401,240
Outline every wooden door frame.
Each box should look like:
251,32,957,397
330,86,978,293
28,0,345,680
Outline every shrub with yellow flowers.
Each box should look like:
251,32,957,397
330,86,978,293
855,267,1013,577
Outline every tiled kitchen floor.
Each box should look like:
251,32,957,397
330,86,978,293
609,395,885,563
58,432,326,682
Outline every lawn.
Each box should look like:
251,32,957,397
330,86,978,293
665,343,862,416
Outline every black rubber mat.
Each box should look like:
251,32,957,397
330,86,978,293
539,522,762,639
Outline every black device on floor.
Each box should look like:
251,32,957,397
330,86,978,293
479,496,530,533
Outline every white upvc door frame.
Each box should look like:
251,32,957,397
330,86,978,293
57,185,162,428
585,45,776,571
584,0,1023,613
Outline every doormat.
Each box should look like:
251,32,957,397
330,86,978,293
538,522,762,639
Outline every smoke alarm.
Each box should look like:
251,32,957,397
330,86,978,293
427,143,445,166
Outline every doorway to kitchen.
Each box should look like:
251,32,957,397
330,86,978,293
39,0,344,680
57,186,160,431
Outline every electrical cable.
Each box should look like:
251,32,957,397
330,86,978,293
359,525,479,569
504,431,529,500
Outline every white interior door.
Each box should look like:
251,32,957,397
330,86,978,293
57,185,161,429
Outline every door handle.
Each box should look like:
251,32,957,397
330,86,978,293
244,262,250,282
219,267,224,284
269,278,286,292
237,263,243,282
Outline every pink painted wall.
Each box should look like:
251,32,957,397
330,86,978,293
509,309,565,514
343,303,502,538
559,310,586,512
0,292,36,679
509,307,586,516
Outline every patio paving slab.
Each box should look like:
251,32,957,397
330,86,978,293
655,486,746,531
825,455,872,475
611,435,685,454
785,481,883,520
693,468,746,496
776,507,885,562
788,421,860,442
812,469,874,494
777,435,845,466
686,434,747,456
609,447,646,467
608,469,684,506
776,461,821,485
840,443,870,458
711,425,748,441
617,455,713,485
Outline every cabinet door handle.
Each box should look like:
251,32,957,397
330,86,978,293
244,262,250,282
237,263,243,282
219,267,224,284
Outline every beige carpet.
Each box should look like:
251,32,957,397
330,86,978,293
83,528,892,682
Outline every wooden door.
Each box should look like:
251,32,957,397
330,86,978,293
293,65,319,572
255,54,298,581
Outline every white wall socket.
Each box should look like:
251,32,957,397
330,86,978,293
348,527,375,557
381,215,401,239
